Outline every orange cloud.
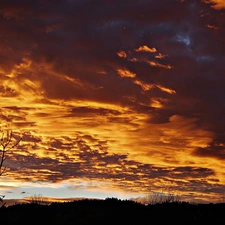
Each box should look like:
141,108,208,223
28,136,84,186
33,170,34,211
205,0,225,9
135,45,157,53
150,98,168,109
148,61,173,69
207,24,219,30
117,51,127,58
117,69,136,78
155,53,168,59
133,79,154,91
155,84,176,94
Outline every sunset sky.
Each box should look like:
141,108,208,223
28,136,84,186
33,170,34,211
0,0,225,204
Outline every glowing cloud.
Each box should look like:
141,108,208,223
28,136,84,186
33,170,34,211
155,53,168,59
135,45,157,53
150,98,167,109
117,51,127,58
133,80,154,91
155,84,176,94
207,24,219,30
117,69,136,78
205,0,225,9
148,61,173,69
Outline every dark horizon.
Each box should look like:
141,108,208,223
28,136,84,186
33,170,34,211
2,197,225,224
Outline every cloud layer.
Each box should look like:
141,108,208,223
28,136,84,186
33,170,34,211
0,0,225,203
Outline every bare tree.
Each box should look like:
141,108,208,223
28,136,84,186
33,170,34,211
0,129,22,205
142,189,181,205
29,193,50,205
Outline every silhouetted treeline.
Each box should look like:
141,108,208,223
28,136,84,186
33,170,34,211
1,198,225,224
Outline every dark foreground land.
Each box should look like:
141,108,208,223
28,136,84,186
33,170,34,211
1,198,225,225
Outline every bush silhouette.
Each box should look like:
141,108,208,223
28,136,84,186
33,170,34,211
1,198,225,224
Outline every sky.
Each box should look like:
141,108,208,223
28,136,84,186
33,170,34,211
0,0,225,205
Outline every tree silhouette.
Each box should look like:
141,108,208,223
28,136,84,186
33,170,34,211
0,129,22,205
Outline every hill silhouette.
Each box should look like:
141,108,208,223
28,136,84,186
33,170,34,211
1,198,225,224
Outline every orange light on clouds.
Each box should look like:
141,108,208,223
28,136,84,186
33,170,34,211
117,51,127,58
155,53,168,59
0,0,224,205
135,45,157,53
148,61,173,69
207,24,219,30
117,69,136,78
150,98,166,109
133,79,154,91
205,0,225,9
155,84,176,94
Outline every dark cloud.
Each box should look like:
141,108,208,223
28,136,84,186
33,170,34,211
193,142,225,160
